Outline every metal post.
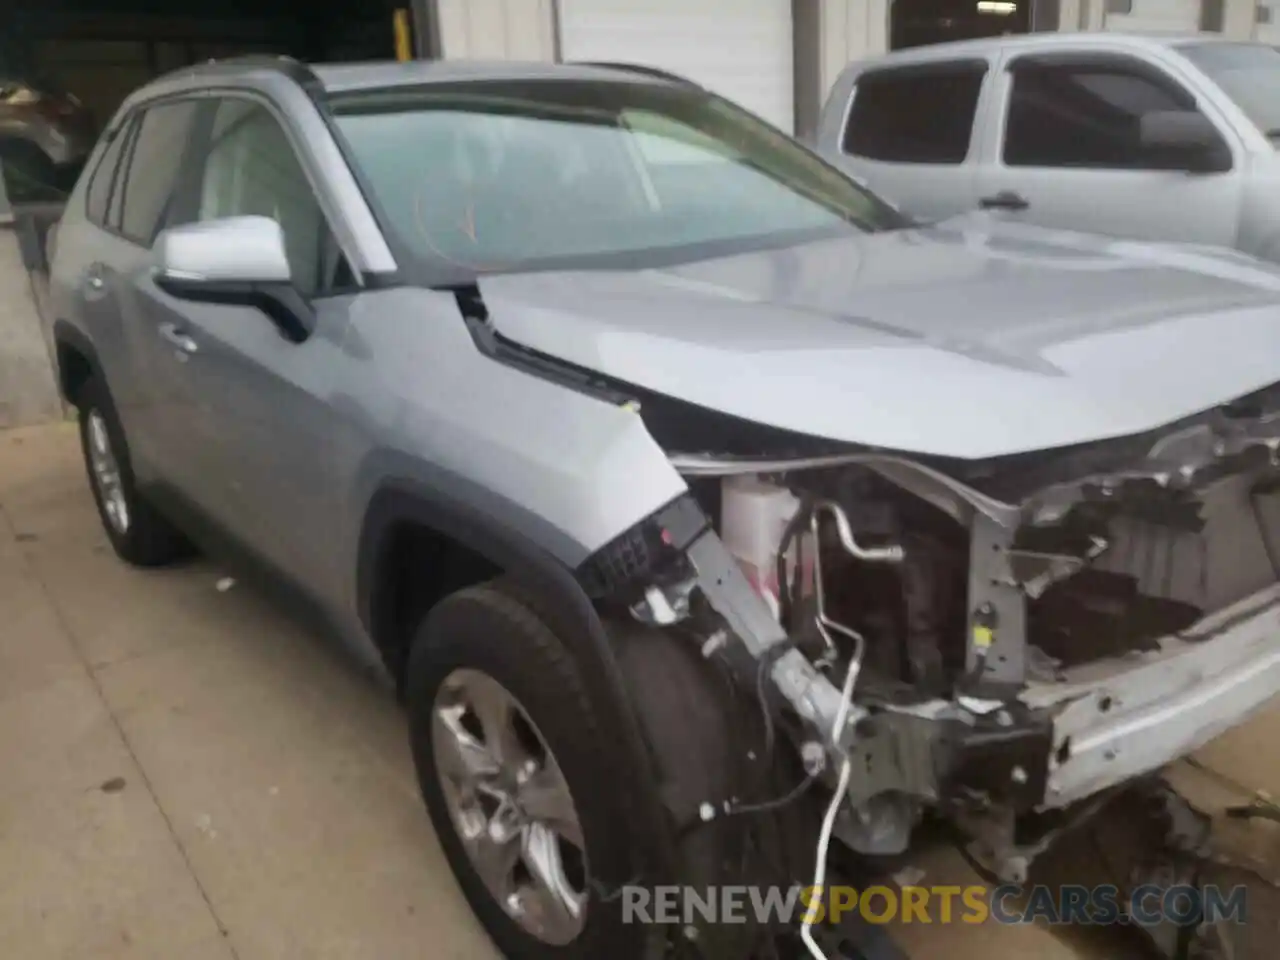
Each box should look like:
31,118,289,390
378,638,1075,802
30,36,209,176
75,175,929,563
394,8,413,61
410,0,442,58
550,0,565,62
1031,0,1062,31
792,0,821,141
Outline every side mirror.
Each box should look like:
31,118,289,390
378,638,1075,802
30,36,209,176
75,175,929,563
153,216,314,342
1139,110,1232,174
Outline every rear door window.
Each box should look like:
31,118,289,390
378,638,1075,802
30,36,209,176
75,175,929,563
842,61,988,164
115,99,200,245
85,115,135,228
1002,56,1208,169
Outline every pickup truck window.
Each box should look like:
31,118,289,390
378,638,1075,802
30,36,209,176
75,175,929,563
1004,57,1203,170
1179,41,1280,141
842,61,987,165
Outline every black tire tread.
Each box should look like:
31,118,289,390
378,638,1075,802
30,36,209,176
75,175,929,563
406,580,648,960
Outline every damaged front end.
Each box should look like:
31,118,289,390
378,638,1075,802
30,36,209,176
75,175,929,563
585,386,1280,885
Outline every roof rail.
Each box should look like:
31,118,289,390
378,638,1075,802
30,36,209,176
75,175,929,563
573,61,700,87
191,53,323,91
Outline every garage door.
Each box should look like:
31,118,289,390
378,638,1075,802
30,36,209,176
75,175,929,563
1103,0,1201,33
556,0,794,132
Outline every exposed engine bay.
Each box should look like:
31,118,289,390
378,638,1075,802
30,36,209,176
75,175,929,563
591,382,1280,898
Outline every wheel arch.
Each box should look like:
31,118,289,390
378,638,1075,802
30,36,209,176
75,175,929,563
357,481,555,687
354,477,682,896
51,319,101,406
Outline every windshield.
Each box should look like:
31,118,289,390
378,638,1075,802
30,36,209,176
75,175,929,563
330,78,905,278
1180,41,1280,140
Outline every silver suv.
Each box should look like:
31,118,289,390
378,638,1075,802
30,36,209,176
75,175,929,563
49,55,1280,960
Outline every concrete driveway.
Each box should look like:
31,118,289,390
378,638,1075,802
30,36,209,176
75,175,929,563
0,422,499,960
1,421,1276,960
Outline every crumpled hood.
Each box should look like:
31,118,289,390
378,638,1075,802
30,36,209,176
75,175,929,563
477,215,1280,459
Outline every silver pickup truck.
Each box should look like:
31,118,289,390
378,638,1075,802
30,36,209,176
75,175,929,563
817,33,1280,262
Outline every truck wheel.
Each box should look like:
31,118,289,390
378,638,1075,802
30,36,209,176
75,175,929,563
76,375,191,567
405,583,648,960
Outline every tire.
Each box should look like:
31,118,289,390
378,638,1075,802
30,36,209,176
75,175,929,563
405,583,650,960
76,374,191,567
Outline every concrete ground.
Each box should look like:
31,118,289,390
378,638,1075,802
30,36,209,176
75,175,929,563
0,232,63,429
2,422,1278,960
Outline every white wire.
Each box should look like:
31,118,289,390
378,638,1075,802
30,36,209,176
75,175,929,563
799,651,862,960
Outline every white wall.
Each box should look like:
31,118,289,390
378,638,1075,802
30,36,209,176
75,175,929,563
1101,0,1201,32
1258,3,1280,40
818,0,891,99
434,0,557,60
1098,0,1258,36
1222,0,1258,37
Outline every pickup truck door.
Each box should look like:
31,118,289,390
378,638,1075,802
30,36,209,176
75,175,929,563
973,50,1243,247
821,58,993,223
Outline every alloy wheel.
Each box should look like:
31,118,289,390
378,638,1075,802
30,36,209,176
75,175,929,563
86,410,130,535
431,668,590,945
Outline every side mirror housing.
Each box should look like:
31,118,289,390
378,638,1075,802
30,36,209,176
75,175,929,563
153,216,314,341
1139,110,1232,174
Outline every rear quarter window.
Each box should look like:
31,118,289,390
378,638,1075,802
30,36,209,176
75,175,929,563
842,61,989,164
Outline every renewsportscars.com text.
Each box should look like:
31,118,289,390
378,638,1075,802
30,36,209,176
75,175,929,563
620,883,1248,928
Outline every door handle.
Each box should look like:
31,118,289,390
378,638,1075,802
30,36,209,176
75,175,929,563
979,190,1030,212
84,264,107,295
158,321,199,356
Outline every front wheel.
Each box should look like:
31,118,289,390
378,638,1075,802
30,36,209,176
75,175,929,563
405,583,649,960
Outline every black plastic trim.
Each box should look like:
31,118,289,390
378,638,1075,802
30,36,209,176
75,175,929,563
154,275,315,343
1007,50,1198,103
859,57,991,80
50,321,102,403
574,493,709,601
176,55,326,96
571,61,700,87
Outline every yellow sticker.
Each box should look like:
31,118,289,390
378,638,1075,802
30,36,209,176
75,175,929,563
972,626,994,649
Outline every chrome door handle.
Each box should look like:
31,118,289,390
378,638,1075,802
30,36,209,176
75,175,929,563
979,190,1030,212
84,264,107,294
158,322,198,355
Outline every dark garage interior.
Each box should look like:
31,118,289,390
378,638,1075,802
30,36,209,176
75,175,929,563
890,0,1033,50
2,0,419,201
